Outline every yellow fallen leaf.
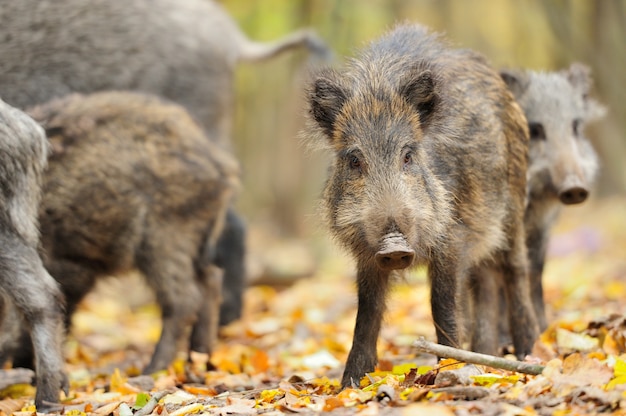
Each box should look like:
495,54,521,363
258,389,283,403
438,358,465,371
369,362,432,378
606,375,626,390
1,384,35,400
614,356,626,377
470,374,520,387
109,368,126,392
65,409,87,416
169,403,205,416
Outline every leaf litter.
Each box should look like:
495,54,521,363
0,198,625,415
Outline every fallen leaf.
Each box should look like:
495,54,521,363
556,328,600,352
301,349,340,369
0,398,25,414
401,402,455,415
470,374,520,387
169,402,205,416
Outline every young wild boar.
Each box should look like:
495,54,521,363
16,92,239,375
0,0,330,328
501,64,605,330
0,99,65,410
305,24,539,386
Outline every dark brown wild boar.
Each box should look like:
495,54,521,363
0,98,65,411
17,91,239,374
305,24,538,386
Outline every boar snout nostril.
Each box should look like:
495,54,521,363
559,187,589,205
375,249,415,271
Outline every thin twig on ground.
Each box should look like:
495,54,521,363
413,337,545,375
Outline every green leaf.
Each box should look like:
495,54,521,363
133,392,151,409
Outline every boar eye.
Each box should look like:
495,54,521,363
572,118,582,136
528,122,546,141
349,154,361,170
403,150,414,166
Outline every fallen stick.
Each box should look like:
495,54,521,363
413,337,545,376
0,368,35,390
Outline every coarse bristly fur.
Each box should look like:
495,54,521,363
0,91,240,381
0,98,66,411
303,23,539,387
499,64,605,332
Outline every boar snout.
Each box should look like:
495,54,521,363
559,187,588,204
558,177,589,205
375,233,415,271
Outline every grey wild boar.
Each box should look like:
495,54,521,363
0,0,329,146
0,0,330,327
503,63,605,330
0,99,65,410
12,92,239,375
305,24,539,386
469,64,606,353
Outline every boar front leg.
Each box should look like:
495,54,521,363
429,252,461,351
0,236,66,411
341,260,390,388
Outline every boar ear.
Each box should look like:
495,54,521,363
308,72,348,138
499,69,529,99
566,63,607,121
400,70,438,126
566,62,592,94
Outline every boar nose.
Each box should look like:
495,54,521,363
375,249,415,270
375,233,415,271
558,186,589,205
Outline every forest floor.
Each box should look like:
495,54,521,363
1,196,625,415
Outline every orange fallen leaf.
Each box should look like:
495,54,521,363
182,385,218,396
323,396,345,411
250,349,271,374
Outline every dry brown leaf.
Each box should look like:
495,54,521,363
0,398,25,414
92,401,122,415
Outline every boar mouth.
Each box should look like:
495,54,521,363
375,233,415,271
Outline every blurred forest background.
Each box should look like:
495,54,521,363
220,0,625,252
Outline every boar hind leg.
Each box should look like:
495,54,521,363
189,265,223,356
526,227,549,331
139,247,202,374
501,229,539,359
342,260,390,388
0,236,65,411
468,267,499,356
216,209,246,326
